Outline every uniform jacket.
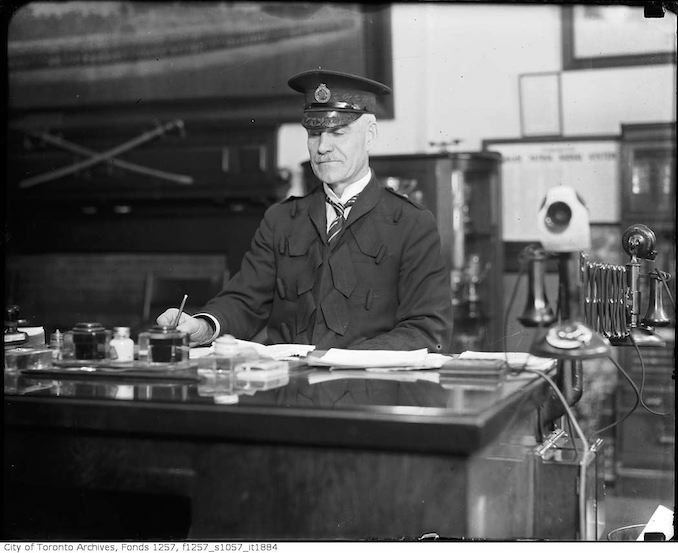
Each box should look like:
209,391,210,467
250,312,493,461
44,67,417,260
202,173,453,351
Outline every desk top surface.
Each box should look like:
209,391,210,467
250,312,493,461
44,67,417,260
4,361,547,455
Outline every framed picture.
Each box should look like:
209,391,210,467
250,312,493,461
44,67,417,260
482,136,621,242
562,4,677,70
7,2,393,121
518,72,562,138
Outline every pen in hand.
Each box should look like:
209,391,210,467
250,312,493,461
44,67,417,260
172,294,188,329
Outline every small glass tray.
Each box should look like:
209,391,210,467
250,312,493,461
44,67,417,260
21,367,200,382
53,359,197,371
19,359,202,381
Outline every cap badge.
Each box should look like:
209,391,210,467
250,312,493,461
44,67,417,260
314,83,331,103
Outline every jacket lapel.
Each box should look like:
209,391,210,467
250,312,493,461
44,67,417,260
309,173,381,247
344,174,381,231
307,187,327,244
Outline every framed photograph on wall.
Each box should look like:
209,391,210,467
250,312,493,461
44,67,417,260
481,136,621,243
562,4,677,69
7,2,394,121
518,72,562,137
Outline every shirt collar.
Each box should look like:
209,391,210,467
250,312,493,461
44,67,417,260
323,169,372,204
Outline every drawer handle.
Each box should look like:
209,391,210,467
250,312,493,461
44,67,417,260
658,435,675,446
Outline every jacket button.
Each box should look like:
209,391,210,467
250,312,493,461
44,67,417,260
365,289,373,310
375,246,386,264
276,278,286,299
280,323,292,342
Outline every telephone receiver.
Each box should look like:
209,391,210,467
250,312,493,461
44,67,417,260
518,245,556,327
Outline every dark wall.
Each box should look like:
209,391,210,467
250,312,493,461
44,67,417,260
4,111,286,331
4,2,395,331
6,253,230,336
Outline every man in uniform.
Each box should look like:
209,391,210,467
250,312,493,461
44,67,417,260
157,70,452,351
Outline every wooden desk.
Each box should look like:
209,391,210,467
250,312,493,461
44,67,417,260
4,365,550,540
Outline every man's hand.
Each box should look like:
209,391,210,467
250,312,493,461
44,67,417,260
156,309,214,346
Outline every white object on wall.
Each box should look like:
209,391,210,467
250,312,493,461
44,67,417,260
536,185,591,252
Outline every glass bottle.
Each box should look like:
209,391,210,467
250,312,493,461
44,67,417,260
452,255,488,352
198,334,240,398
109,326,135,362
49,329,64,360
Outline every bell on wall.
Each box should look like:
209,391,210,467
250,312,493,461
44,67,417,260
518,246,556,327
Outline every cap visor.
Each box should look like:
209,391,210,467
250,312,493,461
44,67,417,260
301,111,361,130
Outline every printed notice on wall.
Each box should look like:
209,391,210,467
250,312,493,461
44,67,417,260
484,139,620,241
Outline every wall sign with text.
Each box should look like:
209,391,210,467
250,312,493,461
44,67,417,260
482,137,620,242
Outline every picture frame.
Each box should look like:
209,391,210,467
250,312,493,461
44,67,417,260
7,2,394,121
562,4,677,70
518,72,562,138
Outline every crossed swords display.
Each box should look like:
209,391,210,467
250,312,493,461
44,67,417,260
19,119,194,189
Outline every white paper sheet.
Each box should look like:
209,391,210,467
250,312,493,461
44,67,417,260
307,369,440,385
234,340,315,360
307,348,451,369
189,346,215,359
638,505,674,541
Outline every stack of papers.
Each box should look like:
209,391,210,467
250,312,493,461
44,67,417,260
458,351,555,372
232,339,315,360
247,342,316,360
307,348,452,370
190,340,315,361
190,346,216,359
307,370,440,385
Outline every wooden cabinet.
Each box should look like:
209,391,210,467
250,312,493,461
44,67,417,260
621,123,676,230
615,122,675,497
615,332,675,497
304,152,504,352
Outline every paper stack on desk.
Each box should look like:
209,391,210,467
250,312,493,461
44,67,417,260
307,369,440,384
458,351,555,372
190,340,315,361
246,341,316,360
307,348,451,370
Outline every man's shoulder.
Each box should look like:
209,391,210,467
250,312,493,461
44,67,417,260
267,188,320,217
264,190,315,226
380,185,426,211
280,185,322,204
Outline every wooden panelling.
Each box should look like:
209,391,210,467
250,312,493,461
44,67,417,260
6,253,230,334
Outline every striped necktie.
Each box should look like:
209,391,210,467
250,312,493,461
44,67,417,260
326,193,359,243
